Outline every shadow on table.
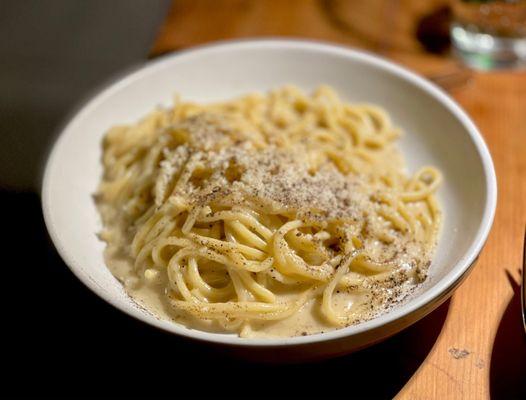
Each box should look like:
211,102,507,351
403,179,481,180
489,271,526,399
226,299,451,399
4,191,449,398
105,296,450,399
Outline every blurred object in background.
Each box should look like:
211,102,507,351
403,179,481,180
450,0,526,70
154,0,472,88
323,0,451,54
0,0,170,191
324,0,473,88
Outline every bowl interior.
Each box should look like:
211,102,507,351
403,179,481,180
43,41,494,345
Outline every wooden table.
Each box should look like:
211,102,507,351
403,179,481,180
151,1,526,398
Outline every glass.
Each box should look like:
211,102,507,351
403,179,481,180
450,0,526,70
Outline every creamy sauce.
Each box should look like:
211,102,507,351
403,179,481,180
104,241,421,338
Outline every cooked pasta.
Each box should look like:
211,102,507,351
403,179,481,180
96,85,441,338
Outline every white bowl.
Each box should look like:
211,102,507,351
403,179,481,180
42,39,496,360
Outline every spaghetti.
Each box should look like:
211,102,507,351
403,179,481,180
96,86,441,338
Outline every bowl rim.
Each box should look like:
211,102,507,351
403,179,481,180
42,38,497,347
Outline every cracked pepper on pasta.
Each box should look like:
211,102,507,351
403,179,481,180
96,86,441,338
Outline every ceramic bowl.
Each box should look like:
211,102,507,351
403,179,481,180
42,40,497,361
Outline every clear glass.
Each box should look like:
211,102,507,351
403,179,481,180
450,0,526,70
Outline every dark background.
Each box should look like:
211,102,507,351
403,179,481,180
2,1,524,398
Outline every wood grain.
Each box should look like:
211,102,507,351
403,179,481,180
151,1,526,398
